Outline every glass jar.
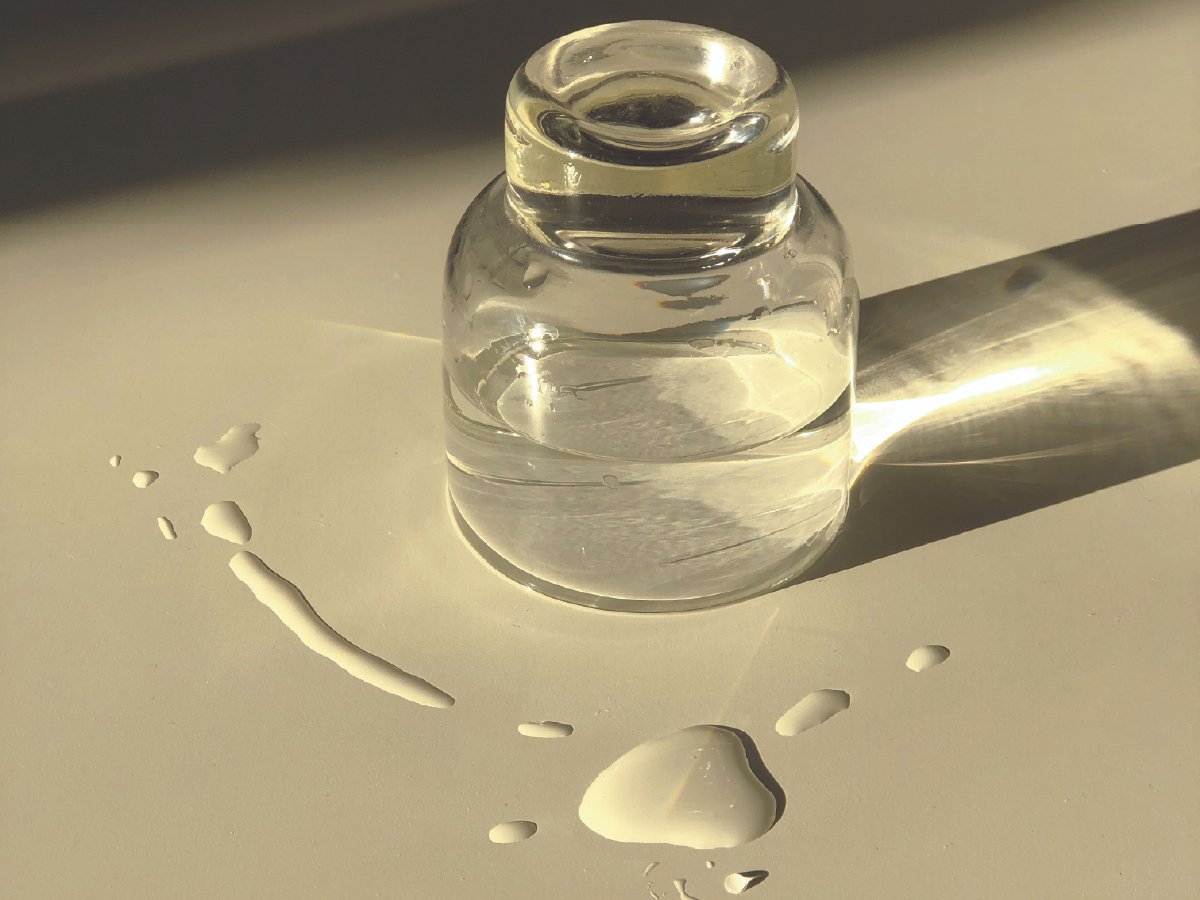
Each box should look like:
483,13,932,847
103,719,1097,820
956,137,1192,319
443,21,857,612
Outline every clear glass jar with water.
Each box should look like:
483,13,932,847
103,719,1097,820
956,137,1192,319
443,21,857,611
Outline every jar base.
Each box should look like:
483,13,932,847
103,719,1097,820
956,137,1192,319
448,492,845,614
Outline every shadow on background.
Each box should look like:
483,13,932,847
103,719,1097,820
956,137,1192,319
1,0,1082,213
800,210,1200,581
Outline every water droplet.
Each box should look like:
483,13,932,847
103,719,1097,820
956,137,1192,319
194,423,261,474
488,820,537,843
673,878,700,900
578,725,780,849
132,470,158,488
774,689,851,736
157,516,177,540
642,862,659,877
518,721,574,739
688,338,715,350
705,861,715,869
724,871,768,894
228,551,454,709
109,455,121,467
523,262,550,289
602,475,620,488
201,500,252,545
906,645,950,672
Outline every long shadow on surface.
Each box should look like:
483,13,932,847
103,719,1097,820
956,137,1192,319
800,210,1200,582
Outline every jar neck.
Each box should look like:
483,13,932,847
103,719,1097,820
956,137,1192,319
505,179,798,268
502,23,802,269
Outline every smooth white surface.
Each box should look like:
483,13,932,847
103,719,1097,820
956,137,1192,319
2,3,1198,897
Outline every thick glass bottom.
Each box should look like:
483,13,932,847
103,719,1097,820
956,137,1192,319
449,492,846,613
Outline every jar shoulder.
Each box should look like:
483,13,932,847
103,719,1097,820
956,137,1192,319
448,174,850,273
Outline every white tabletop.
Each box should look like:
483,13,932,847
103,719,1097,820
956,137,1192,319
3,2,1198,897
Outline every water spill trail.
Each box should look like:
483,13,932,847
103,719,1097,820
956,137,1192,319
109,455,121,467
194,423,260,473
578,725,780,849
488,820,537,843
132,470,158,488
673,878,700,900
906,645,951,672
157,517,177,540
517,721,573,739
775,689,851,736
724,871,768,894
202,501,252,545
228,551,454,709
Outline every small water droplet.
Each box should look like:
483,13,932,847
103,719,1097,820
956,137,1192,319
642,862,659,877
518,721,574,739
132,470,158,488
775,689,851,736
488,820,537,844
724,871,768,894
705,861,715,869
906,645,950,672
157,516,177,540
578,725,780,849
228,551,454,709
602,475,620,488
109,455,121,467
194,423,260,474
201,501,252,545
